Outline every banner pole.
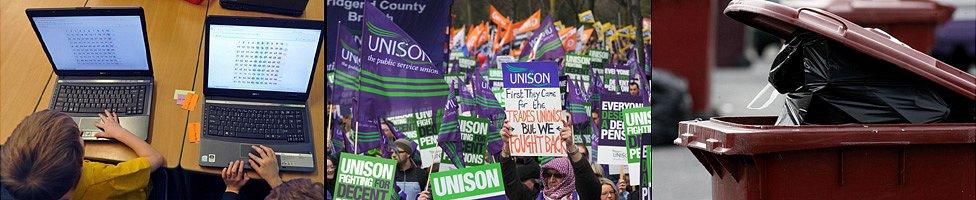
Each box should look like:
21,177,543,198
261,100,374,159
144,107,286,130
355,121,359,154
327,105,333,152
424,150,442,192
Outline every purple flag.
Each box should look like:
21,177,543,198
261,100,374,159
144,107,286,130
352,117,383,154
330,113,351,155
437,85,465,168
566,79,589,124
630,55,651,105
327,0,453,75
590,67,607,101
379,119,407,158
358,3,449,120
519,16,565,62
458,75,479,115
472,66,503,118
331,22,361,108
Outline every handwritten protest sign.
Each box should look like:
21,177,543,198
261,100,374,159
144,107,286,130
429,163,507,200
503,61,566,157
597,93,644,165
334,153,397,200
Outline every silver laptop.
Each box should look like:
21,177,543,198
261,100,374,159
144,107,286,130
198,16,323,172
27,7,154,141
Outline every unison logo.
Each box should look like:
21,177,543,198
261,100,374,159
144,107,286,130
365,22,432,63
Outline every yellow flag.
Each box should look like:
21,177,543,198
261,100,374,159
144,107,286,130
578,10,595,23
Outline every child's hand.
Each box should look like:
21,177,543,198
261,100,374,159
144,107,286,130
222,160,250,193
94,110,131,139
248,145,283,188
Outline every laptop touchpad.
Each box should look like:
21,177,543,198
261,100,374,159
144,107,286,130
75,118,102,131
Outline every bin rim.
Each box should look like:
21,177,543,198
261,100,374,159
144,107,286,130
780,0,955,24
724,0,976,100
674,116,976,155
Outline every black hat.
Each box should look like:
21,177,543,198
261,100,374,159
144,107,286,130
516,163,541,182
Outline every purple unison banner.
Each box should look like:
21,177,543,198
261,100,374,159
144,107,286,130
331,22,361,107
327,0,452,70
502,61,565,157
357,3,449,119
518,16,565,62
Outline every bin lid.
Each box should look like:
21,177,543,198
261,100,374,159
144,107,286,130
724,0,976,100
781,0,955,24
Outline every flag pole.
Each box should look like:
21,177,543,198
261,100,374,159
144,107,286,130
327,105,333,151
355,121,359,154
424,150,442,192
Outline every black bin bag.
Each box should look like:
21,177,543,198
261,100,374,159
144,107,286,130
769,31,950,125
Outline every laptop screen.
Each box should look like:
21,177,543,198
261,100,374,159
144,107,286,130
31,15,150,71
207,25,321,94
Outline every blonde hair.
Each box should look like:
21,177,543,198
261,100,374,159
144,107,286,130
599,178,618,199
1,110,84,200
591,164,605,178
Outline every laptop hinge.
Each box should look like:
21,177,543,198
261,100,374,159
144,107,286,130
205,99,305,108
58,79,151,83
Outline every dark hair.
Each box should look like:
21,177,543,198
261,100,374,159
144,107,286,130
1,110,84,200
265,178,325,200
629,82,639,86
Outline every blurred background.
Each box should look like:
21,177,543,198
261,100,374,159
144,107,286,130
650,0,975,199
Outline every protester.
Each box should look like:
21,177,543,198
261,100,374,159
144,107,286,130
576,144,590,161
380,119,406,158
600,178,619,200
592,164,606,178
326,155,337,200
618,173,632,200
393,139,428,200
499,117,601,200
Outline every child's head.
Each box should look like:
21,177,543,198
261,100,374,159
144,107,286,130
265,178,324,200
1,110,84,200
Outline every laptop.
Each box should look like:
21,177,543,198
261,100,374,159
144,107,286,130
199,16,323,172
27,7,154,141
219,0,309,17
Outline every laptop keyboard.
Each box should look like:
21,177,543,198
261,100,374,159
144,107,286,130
54,85,147,115
204,104,307,143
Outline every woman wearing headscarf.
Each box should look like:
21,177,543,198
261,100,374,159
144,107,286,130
498,117,601,200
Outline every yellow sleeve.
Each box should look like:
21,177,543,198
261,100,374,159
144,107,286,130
74,157,152,200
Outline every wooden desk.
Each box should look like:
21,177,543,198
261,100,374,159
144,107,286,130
33,0,210,168
0,0,86,145
178,0,325,183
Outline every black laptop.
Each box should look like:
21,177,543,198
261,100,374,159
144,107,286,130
219,0,309,17
199,16,323,172
26,7,154,141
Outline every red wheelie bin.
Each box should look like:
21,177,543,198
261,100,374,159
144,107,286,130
675,0,976,199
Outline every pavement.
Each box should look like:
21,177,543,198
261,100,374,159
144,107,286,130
652,47,783,200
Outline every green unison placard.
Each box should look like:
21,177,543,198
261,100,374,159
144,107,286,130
645,144,652,185
429,163,507,200
459,116,489,166
334,153,397,200
623,107,652,137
